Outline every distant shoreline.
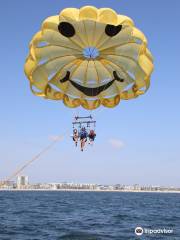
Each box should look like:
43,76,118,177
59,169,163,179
0,189,180,193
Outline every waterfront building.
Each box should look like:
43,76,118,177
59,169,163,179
16,176,29,189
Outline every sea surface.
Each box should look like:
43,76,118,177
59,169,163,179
0,191,179,240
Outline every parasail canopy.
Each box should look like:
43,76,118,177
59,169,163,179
24,6,154,109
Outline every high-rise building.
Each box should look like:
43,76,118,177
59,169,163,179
17,176,29,189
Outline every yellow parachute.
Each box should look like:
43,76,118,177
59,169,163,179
24,6,154,109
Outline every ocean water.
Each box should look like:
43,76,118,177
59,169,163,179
0,191,179,240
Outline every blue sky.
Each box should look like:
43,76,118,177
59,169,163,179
0,0,180,186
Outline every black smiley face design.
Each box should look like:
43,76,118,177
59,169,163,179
58,21,124,96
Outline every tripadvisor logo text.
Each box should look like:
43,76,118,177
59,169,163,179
135,226,173,236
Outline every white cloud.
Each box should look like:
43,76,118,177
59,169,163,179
109,138,125,149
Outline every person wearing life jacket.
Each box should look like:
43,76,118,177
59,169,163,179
88,129,96,145
80,127,88,151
